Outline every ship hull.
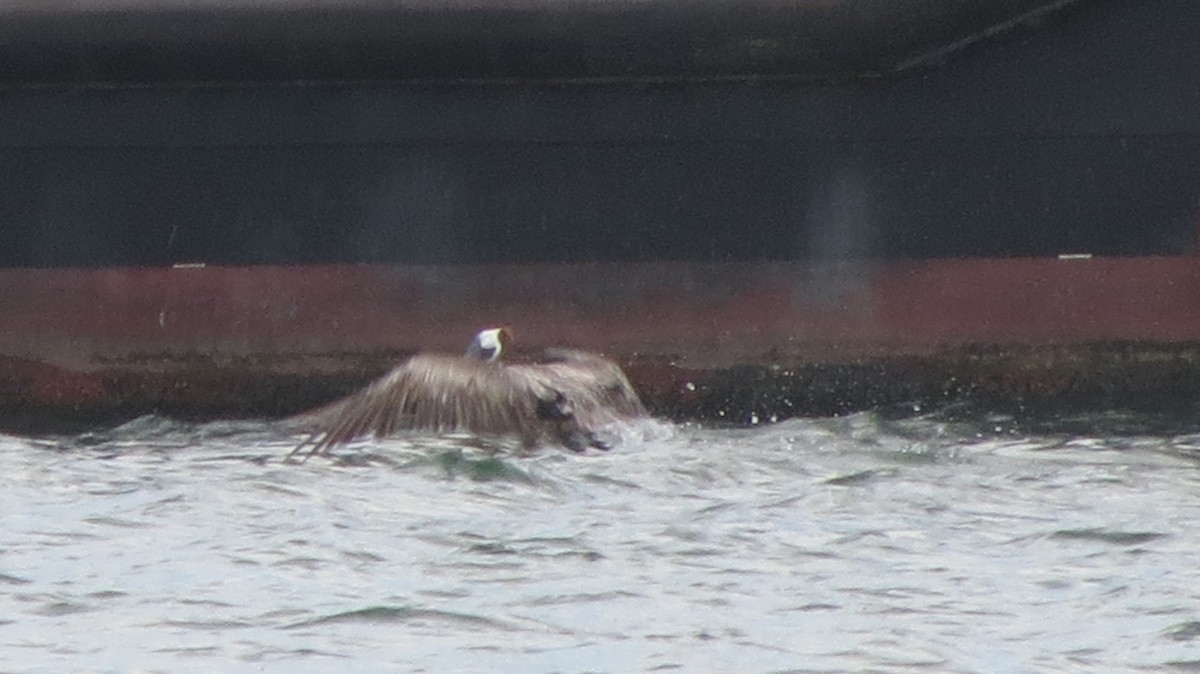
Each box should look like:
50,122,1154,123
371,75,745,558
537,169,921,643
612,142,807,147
5,256,1200,426
3,1,1200,426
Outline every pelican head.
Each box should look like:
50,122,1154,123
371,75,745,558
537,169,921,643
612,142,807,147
465,327,509,363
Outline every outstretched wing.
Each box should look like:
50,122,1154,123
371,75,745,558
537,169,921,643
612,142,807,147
289,354,552,460
287,349,648,461
508,349,647,429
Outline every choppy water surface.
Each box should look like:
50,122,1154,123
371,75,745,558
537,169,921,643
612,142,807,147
5,405,1200,673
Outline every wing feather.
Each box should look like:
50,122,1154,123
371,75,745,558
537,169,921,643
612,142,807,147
507,350,647,433
288,349,647,461
289,355,545,460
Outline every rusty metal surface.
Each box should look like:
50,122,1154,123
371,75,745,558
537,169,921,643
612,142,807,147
0,0,1085,84
2,256,1199,429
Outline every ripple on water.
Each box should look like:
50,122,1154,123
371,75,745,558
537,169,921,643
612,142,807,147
1165,621,1200,642
2,405,1200,672
285,605,519,632
822,467,900,486
25,598,96,617
1050,528,1170,546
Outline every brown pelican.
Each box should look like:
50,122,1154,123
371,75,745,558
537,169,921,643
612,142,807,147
287,328,647,461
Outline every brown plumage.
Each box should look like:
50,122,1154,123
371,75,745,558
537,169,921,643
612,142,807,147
287,328,647,462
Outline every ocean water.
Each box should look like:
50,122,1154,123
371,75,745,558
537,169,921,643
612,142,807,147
3,406,1200,673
